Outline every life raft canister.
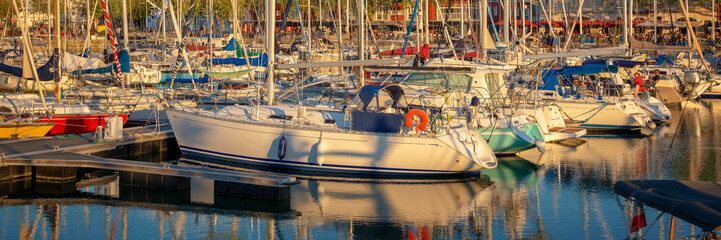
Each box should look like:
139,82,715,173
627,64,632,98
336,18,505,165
404,109,429,132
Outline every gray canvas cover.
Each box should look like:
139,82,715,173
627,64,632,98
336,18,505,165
614,180,721,231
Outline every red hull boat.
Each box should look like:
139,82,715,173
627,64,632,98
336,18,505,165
39,114,129,136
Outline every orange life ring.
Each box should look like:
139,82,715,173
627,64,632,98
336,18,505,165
223,34,228,39
404,109,429,132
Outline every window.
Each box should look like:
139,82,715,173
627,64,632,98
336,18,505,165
493,6,498,17
404,73,445,87
485,73,505,99
404,73,472,93
446,74,472,93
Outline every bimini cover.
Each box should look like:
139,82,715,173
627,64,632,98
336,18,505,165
358,84,405,111
614,180,721,232
73,49,130,75
0,48,60,81
212,53,268,67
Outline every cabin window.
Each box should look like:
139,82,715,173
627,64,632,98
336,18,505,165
404,73,445,87
485,73,505,99
445,74,472,93
486,73,502,95
404,73,471,93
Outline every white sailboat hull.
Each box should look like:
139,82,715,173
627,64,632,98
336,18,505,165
167,108,496,175
556,100,651,130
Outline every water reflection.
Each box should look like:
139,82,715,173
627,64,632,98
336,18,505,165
1,100,720,239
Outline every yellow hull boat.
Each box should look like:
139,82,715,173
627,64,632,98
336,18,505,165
0,121,55,138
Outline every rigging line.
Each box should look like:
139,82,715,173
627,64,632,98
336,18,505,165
292,0,312,62
653,79,698,180
400,0,421,58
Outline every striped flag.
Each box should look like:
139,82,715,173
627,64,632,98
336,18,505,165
630,201,647,232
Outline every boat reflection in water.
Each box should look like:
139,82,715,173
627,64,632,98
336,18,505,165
293,177,492,223
181,157,497,239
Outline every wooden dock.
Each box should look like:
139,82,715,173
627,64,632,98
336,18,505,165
0,124,297,200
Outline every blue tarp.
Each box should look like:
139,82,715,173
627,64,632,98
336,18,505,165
211,53,268,67
538,69,563,93
73,49,131,75
612,60,644,68
79,48,91,57
657,55,675,65
221,38,237,51
582,59,606,65
0,48,60,81
559,64,618,76
173,74,209,83
581,59,643,68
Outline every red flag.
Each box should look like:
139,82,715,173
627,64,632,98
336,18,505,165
630,202,647,232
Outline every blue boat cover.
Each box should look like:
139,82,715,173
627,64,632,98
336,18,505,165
559,64,618,76
614,180,721,232
79,48,91,57
538,69,563,93
73,49,131,75
222,38,237,51
581,59,644,68
612,60,644,68
212,53,268,67
582,59,606,65
351,111,404,133
657,55,675,65
173,74,209,83
0,48,60,81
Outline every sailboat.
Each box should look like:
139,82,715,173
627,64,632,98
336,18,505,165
166,0,496,176
167,84,496,175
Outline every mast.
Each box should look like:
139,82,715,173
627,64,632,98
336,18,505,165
521,0,526,36
579,0,582,36
165,0,196,83
713,0,716,42
461,0,465,36
417,5,421,49
629,0,633,40
623,0,628,47
266,0,276,104
208,0,213,68
11,0,48,109
424,0,429,44
338,0,342,55
47,0,50,55
504,0,509,41
481,0,486,58
677,0,710,69
55,0,61,102
358,0,365,89
653,0,657,42
122,0,129,47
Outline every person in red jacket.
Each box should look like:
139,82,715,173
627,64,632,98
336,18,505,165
633,72,646,98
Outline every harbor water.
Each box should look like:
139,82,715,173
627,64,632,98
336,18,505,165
0,100,720,239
